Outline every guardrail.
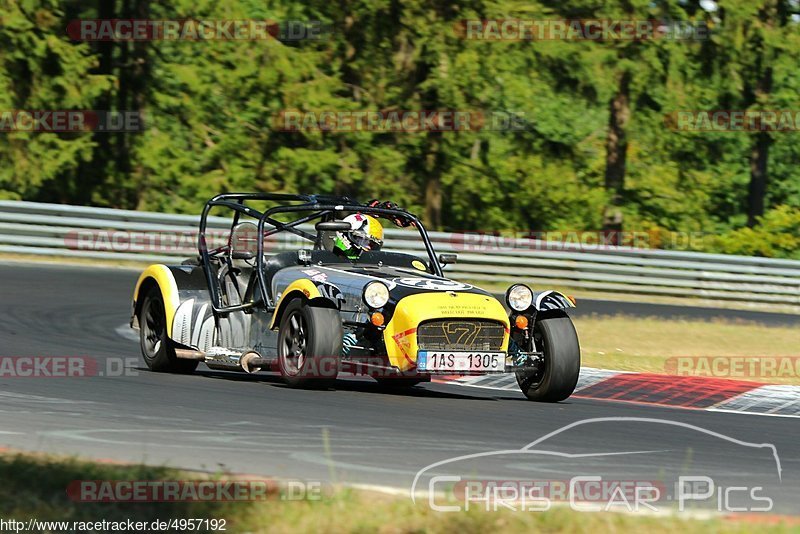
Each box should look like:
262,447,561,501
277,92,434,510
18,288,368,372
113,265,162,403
1,200,799,306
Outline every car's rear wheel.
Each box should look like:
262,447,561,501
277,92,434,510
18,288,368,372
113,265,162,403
277,299,342,388
139,286,198,374
516,311,580,402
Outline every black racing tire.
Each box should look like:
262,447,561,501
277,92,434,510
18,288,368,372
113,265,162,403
516,311,580,402
277,299,343,388
374,377,429,389
139,286,198,374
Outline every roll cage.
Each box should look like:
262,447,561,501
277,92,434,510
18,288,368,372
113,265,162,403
197,193,442,314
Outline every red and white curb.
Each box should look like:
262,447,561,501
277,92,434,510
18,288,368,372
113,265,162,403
436,368,800,418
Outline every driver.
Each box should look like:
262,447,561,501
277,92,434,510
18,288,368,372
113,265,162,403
332,213,384,260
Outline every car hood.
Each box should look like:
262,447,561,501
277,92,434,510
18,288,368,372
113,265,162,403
315,263,493,297
271,262,499,313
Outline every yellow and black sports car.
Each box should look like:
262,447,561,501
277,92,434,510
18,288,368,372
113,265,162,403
130,193,580,401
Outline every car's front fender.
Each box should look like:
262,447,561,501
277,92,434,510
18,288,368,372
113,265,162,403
269,279,344,329
532,290,575,312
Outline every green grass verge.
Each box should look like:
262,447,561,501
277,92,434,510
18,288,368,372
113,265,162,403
0,452,796,533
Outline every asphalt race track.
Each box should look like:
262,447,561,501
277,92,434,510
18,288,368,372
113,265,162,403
0,262,797,515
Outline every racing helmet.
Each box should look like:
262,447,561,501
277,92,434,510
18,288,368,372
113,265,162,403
334,213,384,259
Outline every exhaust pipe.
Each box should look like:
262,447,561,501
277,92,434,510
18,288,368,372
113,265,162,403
174,349,206,360
240,351,263,373
177,346,271,373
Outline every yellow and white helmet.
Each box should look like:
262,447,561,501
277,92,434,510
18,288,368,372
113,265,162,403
334,213,384,258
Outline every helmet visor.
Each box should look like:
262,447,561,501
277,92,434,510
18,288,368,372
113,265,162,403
350,231,383,251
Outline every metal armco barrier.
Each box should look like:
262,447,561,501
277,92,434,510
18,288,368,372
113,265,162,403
1,200,799,306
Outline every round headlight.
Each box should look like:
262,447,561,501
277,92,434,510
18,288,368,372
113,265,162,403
506,284,533,312
363,281,390,309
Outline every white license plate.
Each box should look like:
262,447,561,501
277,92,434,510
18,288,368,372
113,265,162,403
417,351,504,373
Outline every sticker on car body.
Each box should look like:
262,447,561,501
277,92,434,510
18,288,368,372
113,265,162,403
392,277,472,291
302,268,328,282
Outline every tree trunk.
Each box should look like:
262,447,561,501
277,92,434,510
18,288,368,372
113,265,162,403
745,1,779,227
109,0,150,208
424,176,442,230
746,58,773,226
747,131,770,226
77,0,115,205
424,133,443,230
602,71,631,238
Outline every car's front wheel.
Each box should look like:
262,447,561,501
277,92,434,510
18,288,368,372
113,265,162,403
139,286,198,374
277,299,342,388
516,311,580,402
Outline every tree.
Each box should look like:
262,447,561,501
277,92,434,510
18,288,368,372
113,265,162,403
0,0,112,201
710,0,800,226
1,0,799,258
